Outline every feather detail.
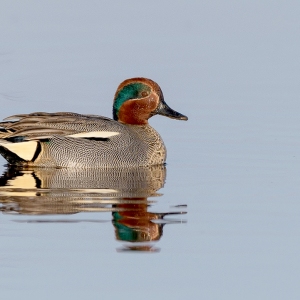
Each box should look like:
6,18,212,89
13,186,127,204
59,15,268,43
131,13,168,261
6,128,76,139
0,131,13,139
3,112,77,121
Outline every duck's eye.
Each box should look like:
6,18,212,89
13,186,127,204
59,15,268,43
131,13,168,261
141,91,149,97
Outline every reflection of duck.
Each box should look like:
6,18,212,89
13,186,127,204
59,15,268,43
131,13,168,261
0,165,186,251
0,78,187,168
0,165,166,214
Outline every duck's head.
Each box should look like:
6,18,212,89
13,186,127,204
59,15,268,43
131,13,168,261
113,78,188,125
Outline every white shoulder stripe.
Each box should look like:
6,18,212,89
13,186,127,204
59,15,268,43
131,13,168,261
67,131,120,138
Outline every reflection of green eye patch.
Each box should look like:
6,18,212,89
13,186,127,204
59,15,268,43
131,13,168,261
113,221,139,242
113,83,151,119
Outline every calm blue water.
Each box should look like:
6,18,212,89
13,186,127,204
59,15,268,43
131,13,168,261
1,1,300,299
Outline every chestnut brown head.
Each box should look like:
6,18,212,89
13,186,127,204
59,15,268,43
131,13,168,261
113,78,188,125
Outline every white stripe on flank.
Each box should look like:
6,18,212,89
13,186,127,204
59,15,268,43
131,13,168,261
0,141,37,161
67,131,119,138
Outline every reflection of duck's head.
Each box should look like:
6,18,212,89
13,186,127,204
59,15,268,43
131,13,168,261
113,78,188,125
112,201,187,248
113,203,163,243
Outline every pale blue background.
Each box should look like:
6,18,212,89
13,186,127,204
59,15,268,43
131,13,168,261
1,1,300,299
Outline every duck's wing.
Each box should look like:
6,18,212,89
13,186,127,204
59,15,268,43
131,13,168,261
0,112,128,164
0,112,123,141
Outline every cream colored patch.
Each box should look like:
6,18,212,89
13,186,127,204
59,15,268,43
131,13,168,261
0,141,37,161
68,131,119,138
8,173,37,189
0,173,37,196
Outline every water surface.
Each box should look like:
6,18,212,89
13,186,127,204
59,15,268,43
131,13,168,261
1,1,300,300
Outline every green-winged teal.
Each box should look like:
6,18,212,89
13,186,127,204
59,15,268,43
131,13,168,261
0,78,188,168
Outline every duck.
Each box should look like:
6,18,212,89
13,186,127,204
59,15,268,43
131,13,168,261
0,77,188,168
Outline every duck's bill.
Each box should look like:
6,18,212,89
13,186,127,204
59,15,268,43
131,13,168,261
155,100,188,121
